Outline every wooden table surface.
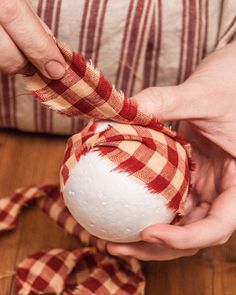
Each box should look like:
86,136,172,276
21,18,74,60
0,129,235,295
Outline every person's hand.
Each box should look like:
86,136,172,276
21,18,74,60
0,0,65,79
107,41,236,261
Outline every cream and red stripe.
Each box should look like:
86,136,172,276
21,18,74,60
35,0,62,133
129,0,153,95
119,0,149,95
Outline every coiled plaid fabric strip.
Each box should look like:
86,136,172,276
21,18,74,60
26,43,192,214
0,185,145,295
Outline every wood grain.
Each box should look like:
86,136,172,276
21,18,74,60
0,129,235,295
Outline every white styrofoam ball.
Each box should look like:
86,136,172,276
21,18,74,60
62,121,175,243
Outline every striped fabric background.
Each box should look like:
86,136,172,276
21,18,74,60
0,0,235,135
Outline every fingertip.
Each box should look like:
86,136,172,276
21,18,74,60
142,223,173,236
131,84,201,121
141,224,183,244
44,60,65,80
141,227,155,241
106,243,121,256
141,231,165,244
53,41,67,66
107,243,132,257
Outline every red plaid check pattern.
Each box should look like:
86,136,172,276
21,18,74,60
26,43,192,213
27,44,156,126
0,185,53,232
17,248,144,295
0,185,145,295
61,121,190,213
26,43,191,144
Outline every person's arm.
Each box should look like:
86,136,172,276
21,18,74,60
107,41,236,261
0,0,65,79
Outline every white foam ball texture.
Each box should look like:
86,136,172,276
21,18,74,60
63,122,175,243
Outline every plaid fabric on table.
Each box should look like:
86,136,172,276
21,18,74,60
0,185,48,232
26,43,192,214
0,185,144,295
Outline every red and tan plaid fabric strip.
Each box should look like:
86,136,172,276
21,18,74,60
27,44,154,126
17,248,144,295
0,185,145,295
0,184,53,232
26,43,192,146
26,43,192,214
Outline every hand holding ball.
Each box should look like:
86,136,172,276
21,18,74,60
26,43,191,243
62,120,190,243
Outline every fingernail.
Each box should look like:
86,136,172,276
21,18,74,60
45,60,65,79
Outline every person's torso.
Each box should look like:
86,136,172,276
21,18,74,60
0,0,235,134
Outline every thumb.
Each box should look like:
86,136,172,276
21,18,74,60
131,83,208,122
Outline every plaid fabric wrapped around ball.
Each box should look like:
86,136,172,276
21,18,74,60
27,43,192,213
